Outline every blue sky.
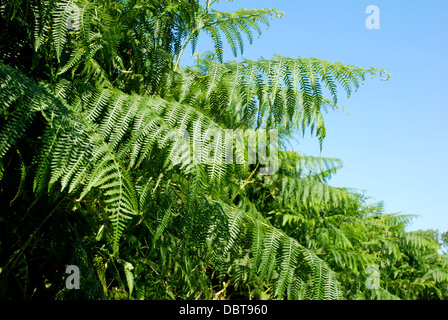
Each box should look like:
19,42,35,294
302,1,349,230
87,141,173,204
180,0,448,233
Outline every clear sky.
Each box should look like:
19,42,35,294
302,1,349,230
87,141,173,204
180,0,448,233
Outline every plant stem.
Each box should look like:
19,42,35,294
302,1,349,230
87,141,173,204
231,162,259,202
174,28,197,72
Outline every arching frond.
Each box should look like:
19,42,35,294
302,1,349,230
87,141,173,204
176,55,389,141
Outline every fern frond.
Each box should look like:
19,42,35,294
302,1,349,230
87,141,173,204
216,200,342,299
0,62,140,255
201,8,283,62
52,0,76,61
178,55,388,142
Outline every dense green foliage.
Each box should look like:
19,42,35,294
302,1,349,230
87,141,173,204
0,0,447,300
